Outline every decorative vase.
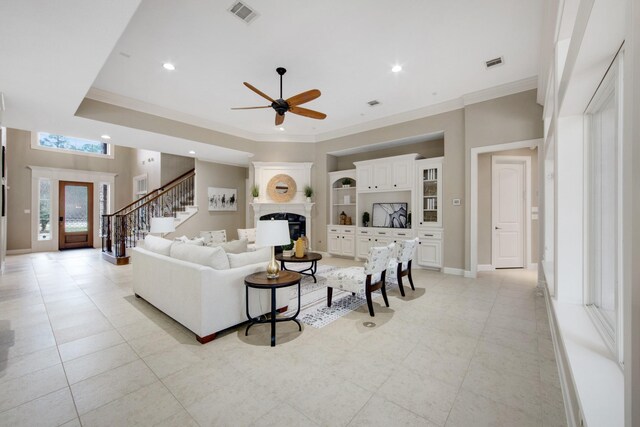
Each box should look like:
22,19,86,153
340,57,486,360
306,197,312,203
295,237,305,258
253,197,259,203
282,249,293,257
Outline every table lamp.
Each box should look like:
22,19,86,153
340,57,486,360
149,217,175,238
256,219,290,279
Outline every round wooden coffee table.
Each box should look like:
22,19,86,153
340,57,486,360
275,252,323,283
244,270,302,347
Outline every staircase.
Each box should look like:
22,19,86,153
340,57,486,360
101,169,197,265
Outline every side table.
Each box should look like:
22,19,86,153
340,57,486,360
275,252,323,283
244,270,302,347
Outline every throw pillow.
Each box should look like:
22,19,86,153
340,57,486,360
209,238,248,254
227,247,270,268
143,235,173,256
170,243,230,270
237,228,256,243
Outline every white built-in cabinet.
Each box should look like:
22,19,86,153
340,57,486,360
415,157,444,268
356,155,415,192
328,154,444,269
327,170,356,257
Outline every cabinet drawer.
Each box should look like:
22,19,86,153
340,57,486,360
358,229,373,236
417,230,442,240
392,230,414,238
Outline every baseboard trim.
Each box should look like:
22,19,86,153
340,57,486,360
477,264,495,272
7,249,31,255
543,286,580,427
442,267,463,276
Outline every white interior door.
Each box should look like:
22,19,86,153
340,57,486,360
492,160,525,268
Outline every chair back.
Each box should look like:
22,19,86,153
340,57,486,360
396,238,419,263
199,230,227,245
237,228,257,243
364,243,395,275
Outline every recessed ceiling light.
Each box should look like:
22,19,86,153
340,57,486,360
100,134,111,140
188,150,196,154
391,65,402,73
163,62,175,71
278,127,285,131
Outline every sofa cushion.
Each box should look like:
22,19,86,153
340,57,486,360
227,247,270,268
144,235,174,256
209,238,248,254
170,242,230,270
174,236,205,246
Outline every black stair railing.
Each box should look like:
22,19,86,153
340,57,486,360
102,169,195,258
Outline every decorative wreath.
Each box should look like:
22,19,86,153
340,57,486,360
267,174,297,202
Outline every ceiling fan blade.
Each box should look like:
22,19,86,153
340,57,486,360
275,112,285,126
231,106,271,110
286,89,321,107
289,106,327,120
243,82,275,103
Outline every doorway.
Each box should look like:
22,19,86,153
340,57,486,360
59,181,93,249
492,156,528,268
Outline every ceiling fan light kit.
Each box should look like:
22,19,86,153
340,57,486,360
232,67,327,125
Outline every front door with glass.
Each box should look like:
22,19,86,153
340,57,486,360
59,181,93,249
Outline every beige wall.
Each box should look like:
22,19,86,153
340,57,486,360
160,153,195,186
334,139,445,171
464,90,544,269
167,159,248,241
477,148,539,265
130,149,161,195
6,128,133,251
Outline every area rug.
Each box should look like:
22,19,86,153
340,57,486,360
282,264,394,328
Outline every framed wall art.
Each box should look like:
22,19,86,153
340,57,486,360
208,187,237,211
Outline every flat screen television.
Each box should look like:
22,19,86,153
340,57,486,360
372,203,408,228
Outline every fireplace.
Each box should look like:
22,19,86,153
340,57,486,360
260,213,306,241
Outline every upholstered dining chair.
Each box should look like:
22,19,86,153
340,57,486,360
325,243,395,317
237,228,257,250
199,230,227,246
388,237,419,297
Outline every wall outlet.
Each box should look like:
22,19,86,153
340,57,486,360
452,199,461,206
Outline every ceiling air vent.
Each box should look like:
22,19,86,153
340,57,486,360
367,100,381,107
485,56,504,69
228,1,259,24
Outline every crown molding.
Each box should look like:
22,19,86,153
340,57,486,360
462,76,538,106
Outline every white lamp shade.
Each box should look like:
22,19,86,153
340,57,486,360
255,220,290,247
150,217,175,234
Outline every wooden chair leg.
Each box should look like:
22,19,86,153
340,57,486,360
406,260,415,290
327,287,333,307
381,281,390,307
365,288,375,317
396,266,406,297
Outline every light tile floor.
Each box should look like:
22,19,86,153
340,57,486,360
0,249,567,426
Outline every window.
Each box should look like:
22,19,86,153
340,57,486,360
99,183,110,237
585,53,623,361
133,174,148,199
38,178,51,241
34,132,112,158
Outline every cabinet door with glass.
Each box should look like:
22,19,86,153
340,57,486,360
416,158,443,228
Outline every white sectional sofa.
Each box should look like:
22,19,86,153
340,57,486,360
131,235,289,343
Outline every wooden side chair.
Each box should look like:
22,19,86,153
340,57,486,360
325,244,395,317
388,237,419,297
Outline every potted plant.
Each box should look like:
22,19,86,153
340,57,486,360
341,178,351,188
362,211,370,227
281,239,294,257
304,185,313,202
250,184,259,203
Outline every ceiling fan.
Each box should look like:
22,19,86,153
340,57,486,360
232,67,327,126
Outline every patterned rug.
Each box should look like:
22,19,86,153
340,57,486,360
282,264,393,328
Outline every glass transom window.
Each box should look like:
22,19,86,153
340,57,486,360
36,132,110,157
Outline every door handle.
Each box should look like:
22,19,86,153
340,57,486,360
59,217,63,222
495,226,501,230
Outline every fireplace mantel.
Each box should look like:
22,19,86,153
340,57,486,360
251,202,314,248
